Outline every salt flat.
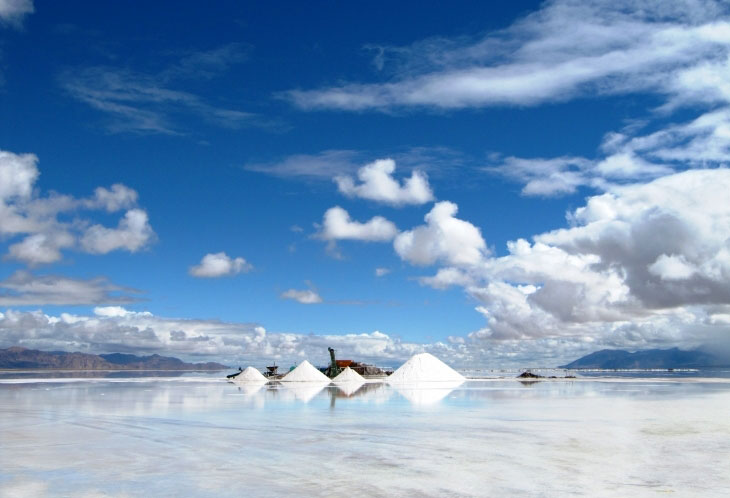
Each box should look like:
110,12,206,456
1,374,729,497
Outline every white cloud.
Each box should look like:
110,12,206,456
418,267,474,289
93,306,140,318
375,267,390,277
0,149,154,264
318,206,398,242
392,169,730,360
0,150,38,200
86,184,139,212
80,209,154,254
649,254,697,280
0,271,139,306
6,232,75,265
0,0,33,28
394,201,487,266
280,288,323,304
334,158,434,206
189,252,252,278
0,307,473,367
285,1,730,111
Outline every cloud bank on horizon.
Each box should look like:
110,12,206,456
2,0,730,367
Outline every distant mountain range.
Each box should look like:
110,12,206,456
0,347,227,370
559,347,727,369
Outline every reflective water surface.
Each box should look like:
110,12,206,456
1,374,729,497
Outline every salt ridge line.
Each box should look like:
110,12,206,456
387,352,465,383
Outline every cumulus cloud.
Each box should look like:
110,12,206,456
318,206,398,244
0,149,154,264
0,0,33,28
86,184,139,212
6,232,75,265
189,252,252,278
394,201,487,266
80,209,155,254
2,304,676,367
280,288,323,304
285,0,730,111
0,307,478,367
403,169,730,360
0,271,139,306
334,158,434,206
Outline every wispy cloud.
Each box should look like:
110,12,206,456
244,146,465,181
60,44,258,135
284,1,730,111
0,271,140,306
280,288,323,304
0,0,33,29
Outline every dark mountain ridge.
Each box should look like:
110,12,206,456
0,347,227,370
559,347,727,369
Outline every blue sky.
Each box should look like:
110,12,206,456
2,0,730,368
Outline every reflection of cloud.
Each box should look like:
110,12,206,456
392,380,464,405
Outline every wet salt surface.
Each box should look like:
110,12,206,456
1,375,729,497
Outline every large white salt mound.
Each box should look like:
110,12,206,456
387,353,465,383
232,366,267,382
332,367,365,383
280,360,331,382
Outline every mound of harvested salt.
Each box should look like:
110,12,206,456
332,367,365,383
387,353,465,383
280,360,331,382
232,366,267,382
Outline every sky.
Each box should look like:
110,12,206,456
1,0,730,368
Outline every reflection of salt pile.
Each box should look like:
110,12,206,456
332,367,365,383
280,360,330,382
279,383,327,403
232,366,267,382
394,380,463,405
234,382,266,396
387,353,465,383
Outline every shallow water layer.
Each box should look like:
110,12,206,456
1,375,729,497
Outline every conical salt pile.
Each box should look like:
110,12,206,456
280,360,331,382
232,366,267,382
332,367,365,383
387,353,465,383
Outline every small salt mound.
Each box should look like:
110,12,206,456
387,352,465,383
232,366,267,382
280,360,331,382
332,367,365,383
